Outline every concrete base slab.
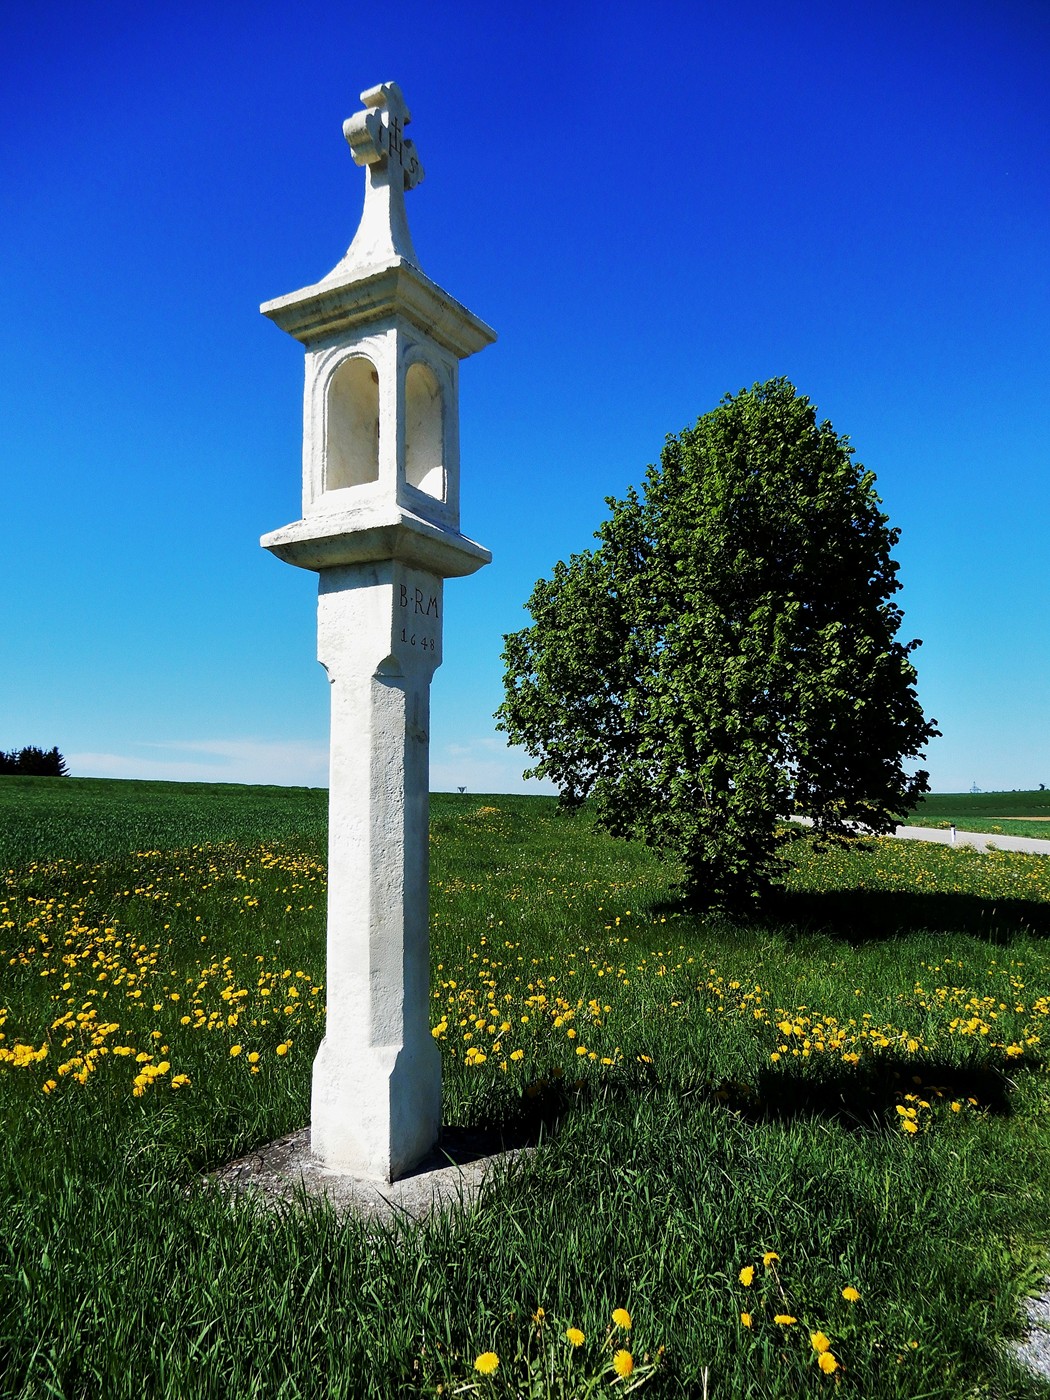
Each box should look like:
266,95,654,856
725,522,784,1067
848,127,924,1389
1006,1288,1050,1382
207,1125,533,1223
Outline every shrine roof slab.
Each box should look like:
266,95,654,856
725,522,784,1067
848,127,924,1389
261,260,496,360
261,507,491,577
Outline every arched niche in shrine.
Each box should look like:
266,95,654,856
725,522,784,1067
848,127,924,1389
325,355,380,492
403,360,445,500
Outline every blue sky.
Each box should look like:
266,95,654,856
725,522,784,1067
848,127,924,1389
2,0,1048,796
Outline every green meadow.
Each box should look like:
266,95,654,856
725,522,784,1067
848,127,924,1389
910,789,1050,842
2,777,1050,1397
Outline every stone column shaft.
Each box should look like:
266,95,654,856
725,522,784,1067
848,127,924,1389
310,559,442,1180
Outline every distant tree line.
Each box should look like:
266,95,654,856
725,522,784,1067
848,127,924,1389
0,747,69,776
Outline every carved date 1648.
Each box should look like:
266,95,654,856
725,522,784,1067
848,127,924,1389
398,583,439,653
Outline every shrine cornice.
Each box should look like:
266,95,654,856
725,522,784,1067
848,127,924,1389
261,505,491,578
260,259,496,361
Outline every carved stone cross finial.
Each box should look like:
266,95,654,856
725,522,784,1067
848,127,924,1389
344,82,424,192
335,82,425,273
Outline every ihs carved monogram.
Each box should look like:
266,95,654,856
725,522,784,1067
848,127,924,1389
343,82,424,191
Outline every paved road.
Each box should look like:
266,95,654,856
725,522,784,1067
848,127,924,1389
793,816,1050,857
893,824,1050,857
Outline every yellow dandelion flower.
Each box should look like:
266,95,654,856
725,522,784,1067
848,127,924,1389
276,1043,289,1056
774,1315,797,1326
818,1352,839,1374
473,1352,499,1375
229,1044,242,1057
739,1266,754,1286
612,1350,634,1378
741,1312,753,1328
763,1252,779,1267
901,1118,919,1134
612,1308,632,1330
810,1332,831,1353
565,1326,585,1347
841,1286,860,1302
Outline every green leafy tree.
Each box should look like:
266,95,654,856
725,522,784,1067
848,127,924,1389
497,379,938,907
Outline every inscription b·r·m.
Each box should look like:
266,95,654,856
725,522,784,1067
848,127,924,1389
399,583,439,618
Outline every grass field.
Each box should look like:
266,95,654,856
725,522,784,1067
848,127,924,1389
3,777,1050,1397
910,789,1050,842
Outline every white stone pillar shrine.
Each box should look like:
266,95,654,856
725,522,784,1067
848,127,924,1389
260,82,495,1181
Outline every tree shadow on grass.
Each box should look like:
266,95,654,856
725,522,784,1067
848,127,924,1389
766,886,1050,945
472,1053,1020,1146
648,856,1050,943
712,1055,1016,1131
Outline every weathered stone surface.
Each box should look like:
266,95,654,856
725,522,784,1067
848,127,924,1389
1007,1288,1050,1382
209,1126,534,1222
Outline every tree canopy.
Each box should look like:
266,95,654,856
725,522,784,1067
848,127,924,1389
497,379,938,906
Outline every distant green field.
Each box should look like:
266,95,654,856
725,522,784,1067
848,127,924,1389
913,789,1050,818
0,774,329,866
909,789,1050,841
8,777,1047,863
